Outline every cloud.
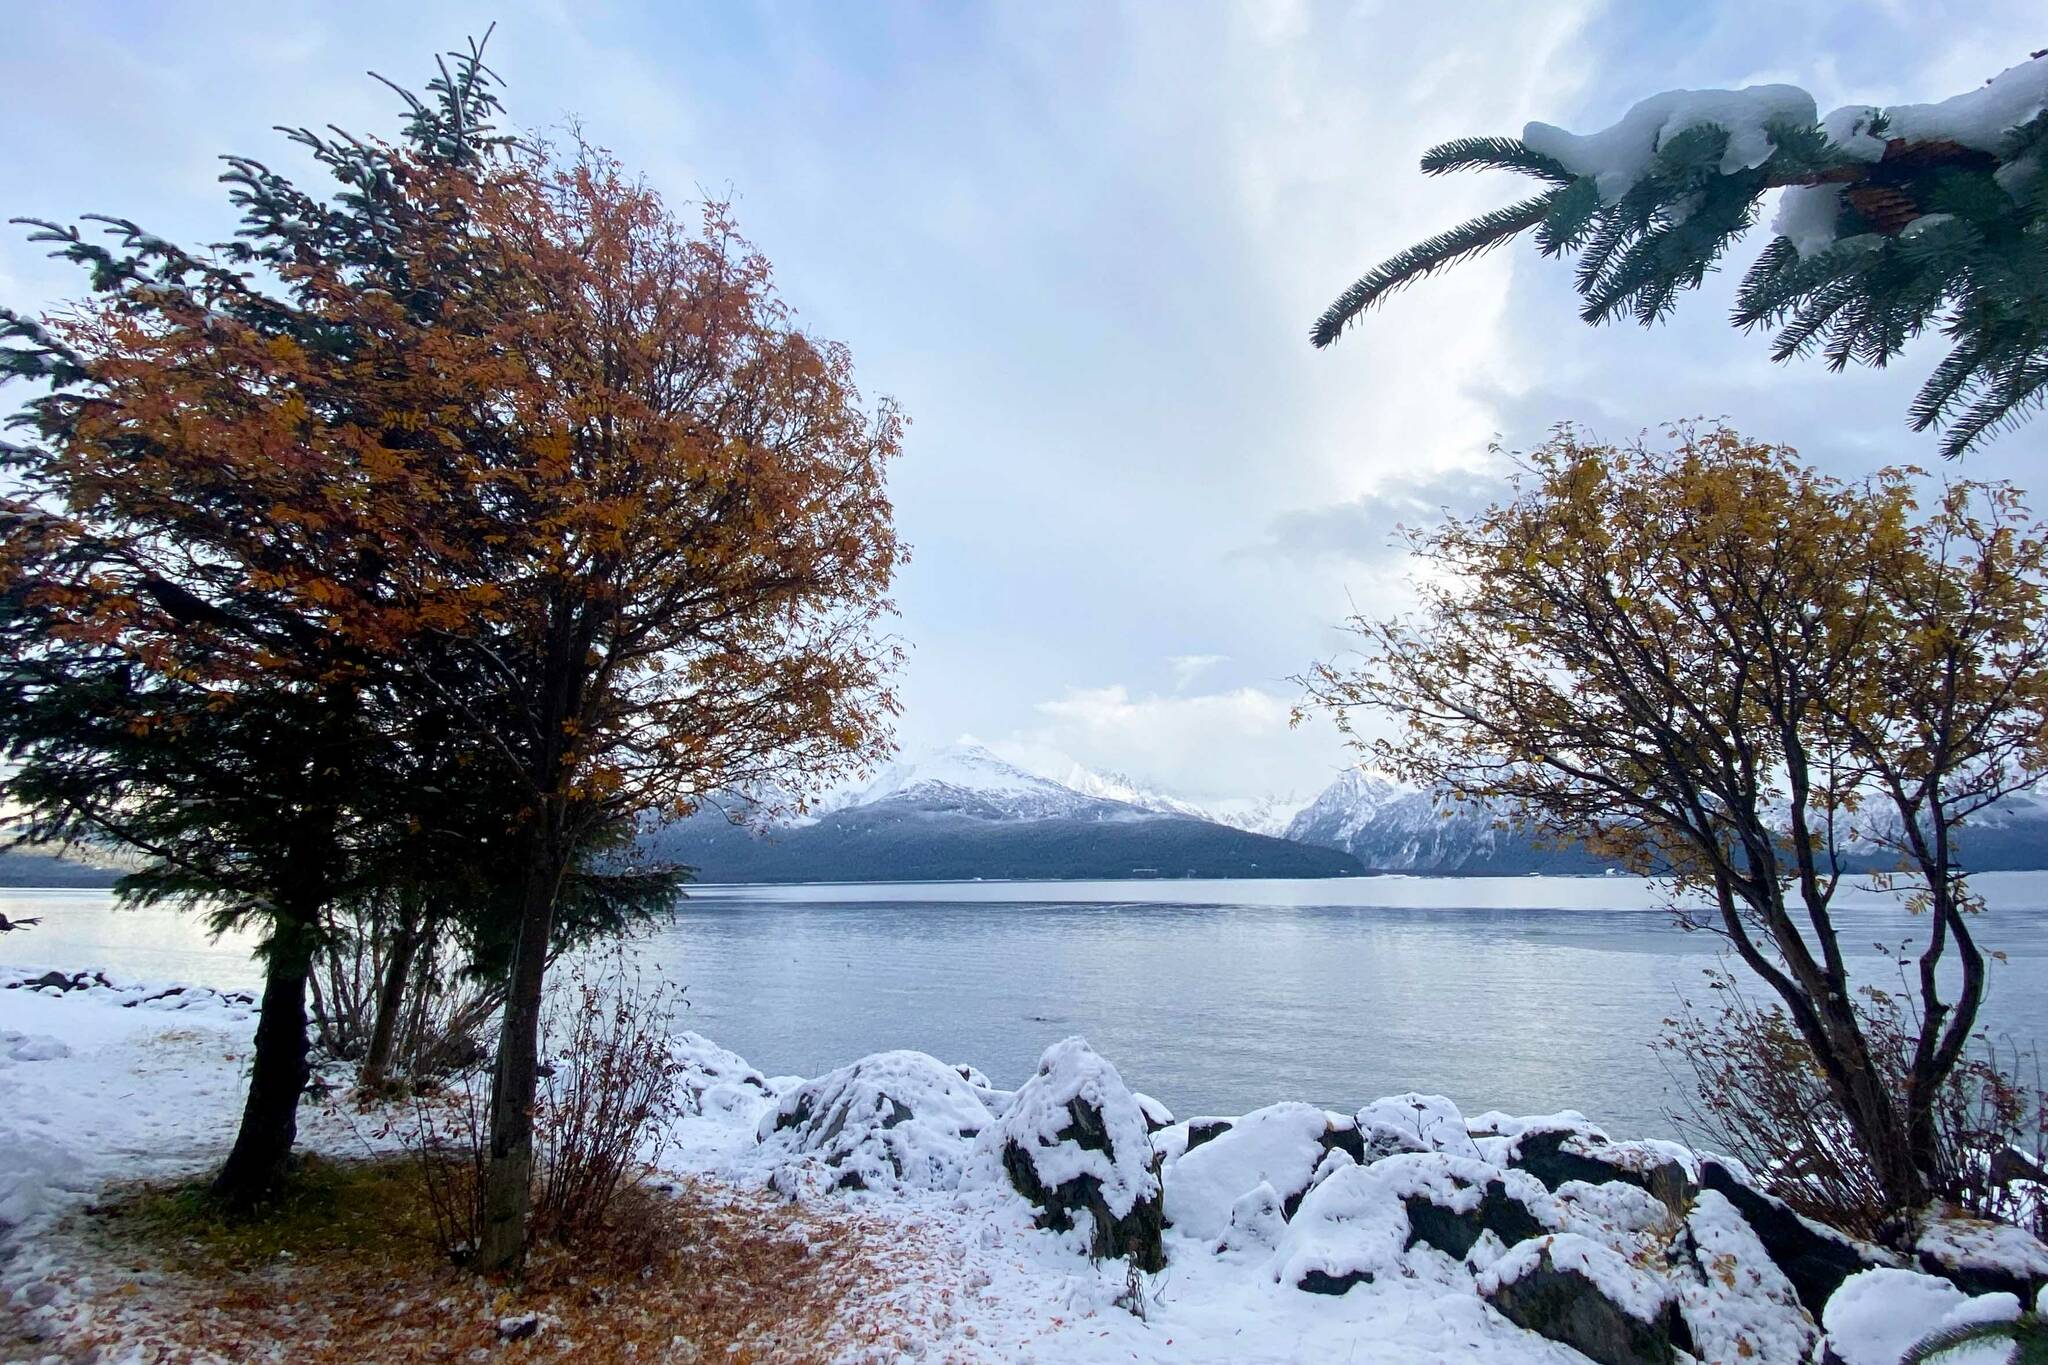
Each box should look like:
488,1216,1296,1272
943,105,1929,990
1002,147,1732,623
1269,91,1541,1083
992,682,1350,803
1251,465,1504,567
1168,654,1229,690
10,1,2032,807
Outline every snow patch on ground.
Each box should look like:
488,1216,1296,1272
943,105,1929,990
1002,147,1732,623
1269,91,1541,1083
9,963,2045,1363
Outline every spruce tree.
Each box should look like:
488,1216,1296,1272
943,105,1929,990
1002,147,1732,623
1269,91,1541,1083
0,36,522,1207
1314,54,2048,457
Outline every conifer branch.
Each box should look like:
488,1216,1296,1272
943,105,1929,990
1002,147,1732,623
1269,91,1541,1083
1310,191,1562,347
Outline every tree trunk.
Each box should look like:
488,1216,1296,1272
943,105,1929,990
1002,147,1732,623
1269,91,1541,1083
475,833,564,1271
360,896,424,1092
1812,991,1928,1219
212,914,319,1210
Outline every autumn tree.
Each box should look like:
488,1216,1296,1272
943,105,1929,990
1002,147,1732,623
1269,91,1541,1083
0,41,533,1205
1301,424,2048,1223
1313,54,2048,456
420,153,904,1270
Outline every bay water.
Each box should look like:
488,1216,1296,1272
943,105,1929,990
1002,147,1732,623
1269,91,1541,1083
7,872,2046,1139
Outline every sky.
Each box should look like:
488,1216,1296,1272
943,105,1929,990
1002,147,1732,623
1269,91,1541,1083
2,2,2039,807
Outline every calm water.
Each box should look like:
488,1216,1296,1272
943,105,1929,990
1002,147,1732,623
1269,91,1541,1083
7,874,2048,1140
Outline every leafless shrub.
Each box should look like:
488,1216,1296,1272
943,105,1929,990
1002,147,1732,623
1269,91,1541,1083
308,896,497,1094
401,1066,490,1260
1661,964,2048,1239
529,957,687,1249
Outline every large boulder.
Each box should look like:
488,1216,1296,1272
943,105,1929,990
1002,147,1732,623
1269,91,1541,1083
1270,1152,1556,1295
1164,1102,1362,1240
1913,1206,2048,1302
1699,1158,1896,1316
757,1049,992,1193
1510,1126,1695,1214
970,1037,1164,1270
1480,1233,1692,1365
1676,1190,1818,1365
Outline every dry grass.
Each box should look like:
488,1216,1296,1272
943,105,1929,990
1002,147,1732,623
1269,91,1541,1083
27,1157,946,1364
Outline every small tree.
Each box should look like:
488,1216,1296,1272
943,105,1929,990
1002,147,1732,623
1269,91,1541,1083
381,151,903,1268
1312,54,2048,456
1301,424,2048,1224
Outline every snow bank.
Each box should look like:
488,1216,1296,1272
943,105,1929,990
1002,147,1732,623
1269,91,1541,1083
0,1130,84,1236
1524,85,1818,201
1819,1267,1989,1365
757,1049,992,1193
1,1030,71,1062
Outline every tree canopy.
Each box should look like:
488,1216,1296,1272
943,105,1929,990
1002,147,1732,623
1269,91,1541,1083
1301,423,2048,1215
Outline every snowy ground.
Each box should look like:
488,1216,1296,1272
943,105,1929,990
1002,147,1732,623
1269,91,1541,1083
0,969,1600,1363
2,964,2034,1363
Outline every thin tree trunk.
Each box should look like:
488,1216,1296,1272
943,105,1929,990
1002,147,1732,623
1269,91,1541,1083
213,913,319,1209
476,830,564,1270
361,894,424,1092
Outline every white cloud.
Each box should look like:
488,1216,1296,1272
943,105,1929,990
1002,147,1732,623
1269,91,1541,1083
1168,654,1229,690
992,683,1351,804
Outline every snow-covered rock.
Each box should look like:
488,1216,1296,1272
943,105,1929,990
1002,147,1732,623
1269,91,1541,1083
1270,1153,1555,1296
1676,1189,1816,1365
757,1049,993,1193
1914,1205,2048,1301
1479,1232,1688,1365
1699,1156,1898,1315
1163,1101,1353,1241
1506,1123,1695,1213
1216,1180,1289,1259
968,1036,1164,1269
1358,1092,1483,1162
672,1030,774,1119
1132,1090,1174,1133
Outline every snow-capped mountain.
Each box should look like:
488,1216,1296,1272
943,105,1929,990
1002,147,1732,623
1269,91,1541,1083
829,745,1154,823
1286,768,1611,874
1049,762,1307,837
1052,764,1211,822
1286,766,2048,874
648,742,1363,883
